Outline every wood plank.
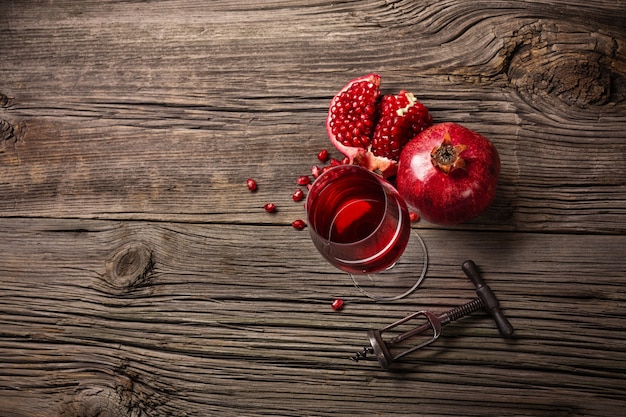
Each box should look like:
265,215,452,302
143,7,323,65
0,218,624,415
1,1,625,233
1,1,626,416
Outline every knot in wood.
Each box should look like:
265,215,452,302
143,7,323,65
505,22,621,108
106,241,154,289
1,119,15,142
0,93,10,107
57,387,130,417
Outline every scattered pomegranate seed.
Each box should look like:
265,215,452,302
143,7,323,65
292,189,304,202
330,158,341,167
409,211,420,222
311,165,322,178
331,298,344,311
297,175,311,186
341,157,349,165
246,178,257,192
317,149,329,162
264,202,277,213
292,219,306,230
322,166,332,173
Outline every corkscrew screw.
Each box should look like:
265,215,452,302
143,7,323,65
351,260,514,370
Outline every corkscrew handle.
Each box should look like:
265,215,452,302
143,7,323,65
462,260,514,338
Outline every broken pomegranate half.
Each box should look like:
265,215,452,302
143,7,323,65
326,74,432,178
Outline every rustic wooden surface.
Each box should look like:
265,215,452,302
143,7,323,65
1,1,625,416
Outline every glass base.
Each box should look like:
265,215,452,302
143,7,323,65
349,230,428,302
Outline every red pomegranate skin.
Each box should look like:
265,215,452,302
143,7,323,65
397,122,500,225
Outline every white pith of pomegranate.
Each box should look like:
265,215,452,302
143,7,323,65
326,74,432,178
397,122,500,226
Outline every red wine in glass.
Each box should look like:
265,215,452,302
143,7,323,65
306,165,411,274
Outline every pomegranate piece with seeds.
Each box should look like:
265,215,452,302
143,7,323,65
326,74,432,178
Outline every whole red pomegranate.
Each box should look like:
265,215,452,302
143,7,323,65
397,122,500,225
326,74,432,178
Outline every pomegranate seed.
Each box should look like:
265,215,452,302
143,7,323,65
317,149,329,162
341,157,350,165
322,166,332,173
292,219,306,230
246,178,257,192
264,202,277,213
311,165,322,178
331,298,344,311
297,175,310,186
330,158,341,167
292,189,304,202
409,211,420,222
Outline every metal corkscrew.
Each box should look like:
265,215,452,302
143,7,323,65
351,260,514,370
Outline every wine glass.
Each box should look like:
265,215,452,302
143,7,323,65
306,164,428,301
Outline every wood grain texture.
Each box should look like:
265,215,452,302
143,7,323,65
1,0,624,232
1,219,625,416
1,0,625,416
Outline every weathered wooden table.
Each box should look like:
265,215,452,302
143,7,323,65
1,1,625,416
